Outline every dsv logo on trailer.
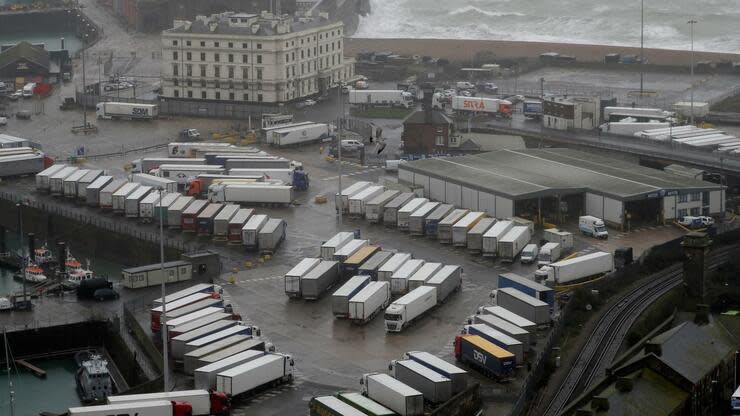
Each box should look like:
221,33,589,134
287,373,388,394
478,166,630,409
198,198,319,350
132,107,150,116
473,349,487,365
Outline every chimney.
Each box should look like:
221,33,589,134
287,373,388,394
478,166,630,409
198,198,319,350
694,304,709,325
421,82,434,122
27,233,35,264
60,37,65,50
57,242,66,274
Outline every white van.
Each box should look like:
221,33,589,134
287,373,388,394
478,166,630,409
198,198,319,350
579,216,609,239
22,82,36,98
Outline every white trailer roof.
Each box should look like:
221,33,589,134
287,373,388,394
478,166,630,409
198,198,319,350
398,359,451,383
410,201,440,218
406,351,468,376
454,212,486,228
378,253,412,273
107,390,208,404
498,287,548,307
367,189,400,205
338,181,372,197
393,285,435,306
408,262,443,282
499,273,552,293
313,396,368,416
483,306,536,328
392,259,425,279
219,353,284,378
154,283,215,304
195,350,264,374
186,324,250,348
466,324,521,347
439,209,470,226
350,185,385,202
398,197,429,214
151,293,212,313
322,232,355,248
349,281,388,303
427,265,461,285
333,275,371,297
551,251,611,267
368,373,422,397
475,313,528,336
334,239,368,257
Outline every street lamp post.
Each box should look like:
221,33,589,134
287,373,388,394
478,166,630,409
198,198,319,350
688,19,697,126
158,187,169,391
640,0,644,98
337,83,343,228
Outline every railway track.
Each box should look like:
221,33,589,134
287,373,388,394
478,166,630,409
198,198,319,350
543,245,737,416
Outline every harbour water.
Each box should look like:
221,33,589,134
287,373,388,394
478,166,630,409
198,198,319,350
0,356,82,415
0,31,83,55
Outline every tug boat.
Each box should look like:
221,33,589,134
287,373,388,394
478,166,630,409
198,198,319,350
75,350,113,403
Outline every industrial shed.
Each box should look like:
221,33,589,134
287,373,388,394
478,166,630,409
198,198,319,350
398,148,724,229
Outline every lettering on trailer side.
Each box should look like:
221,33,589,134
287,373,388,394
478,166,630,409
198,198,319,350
132,107,150,116
462,99,486,110
472,349,487,365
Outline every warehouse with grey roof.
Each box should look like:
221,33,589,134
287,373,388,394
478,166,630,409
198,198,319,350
398,148,724,228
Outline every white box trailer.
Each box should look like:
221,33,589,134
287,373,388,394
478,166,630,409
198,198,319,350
498,226,531,262
423,203,454,237
227,208,254,243
196,338,265,369
184,334,252,374
407,262,443,291
349,185,385,217
153,283,218,306
151,294,220,332
391,259,426,296
366,190,400,223
182,324,256,358
0,153,45,178
333,239,368,263
62,169,90,198
336,181,372,213
139,191,162,221
170,320,237,359
96,102,158,120
361,373,424,416
438,209,469,244
284,257,322,298
479,306,536,333
464,324,524,364
452,212,486,247
35,164,66,191
85,175,113,206
168,142,235,158
391,359,452,404
348,281,391,324
229,168,293,184
76,170,104,199
106,391,216,416
537,242,562,266
125,185,152,218
242,214,269,249
385,286,437,333
473,313,530,350
99,179,128,209
321,232,355,260
535,251,613,284
357,251,393,281
397,198,429,230
158,164,225,185
544,229,574,251
310,396,368,416
132,157,207,174
209,183,293,204
408,201,440,236
169,312,231,339
111,182,141,213
167,195,195,228
69,400,176,416
270,123,330,147
216,353,294,398
425,265,462,304
496,287,550,326
49,166,79,195
132,173,178,193
301,260,340,300
194,350,265,390
403,351,468,394
212,204,240,239
121,260,192,288
383,192,415,226
467,218,496,253
451,96,511,116
377,253,412,282
258,218,286,252
673,101,710,118
332,275,371,318
261,121,314,142
349,90,414,108
223,157,293,170
482,220,514,257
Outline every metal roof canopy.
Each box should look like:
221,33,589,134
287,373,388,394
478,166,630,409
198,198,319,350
400,148,721,201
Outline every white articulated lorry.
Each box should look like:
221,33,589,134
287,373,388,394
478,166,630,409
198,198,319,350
360,373,424,416
348,281,391,324
497,226,531,262
384,286,437,333
535,251,614,284
208,183,293,204
349,90,414,108
96,102,158,120
216,353,294,398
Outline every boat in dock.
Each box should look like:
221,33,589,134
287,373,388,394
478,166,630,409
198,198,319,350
33,244,56,266
14,263,48,283
64,250,95,286
75,350,113,403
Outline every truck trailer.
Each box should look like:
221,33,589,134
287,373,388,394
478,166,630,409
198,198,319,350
212,204,240,240
348,281,391,324
301,260,340,300
537,242,562,266
437,209,469,244
452,212,486,247
408,201,440,236
377,253,412,282
423,204,454,237
183,335,253,374
349,185,385,218
497,226,531,262
49,166,79,196
336,392,396,416
35,164,66,191
132,157,207,174
111,182,141,214
390,359,452,404
62,169,90,198
357,251,393,281
333,239,369,263
407,262,443,291
216,353,294,398
227,208,254,243
454,335,515,379
96,102,158,120
384,286,437,333
482,220,514,257
241,214,269,249
464,324,524,365
498,273,554,307
349,90,414,108
365,190,400,223
396,198,429,230
167,196,195,229
321,232,355,260
425,265,462,304
85,175,113,206
76,170,104,199
208,183,293,205
270,123,330,147
284,258,322,298
335,181,372,213
495,287,550,326
479,306,537,333
194,349,265,390
403,351,468,394
472,313,530,351
332,275,371,318
382,192,415,227
534,251,613,284
68,400,189,416
467,218,496,253
390,259,426,296
360,373,423,416
342,246,381,276
309,396,368,416
125,185,153,218
257,218,286,253
106,390,229,416
451,96,512,117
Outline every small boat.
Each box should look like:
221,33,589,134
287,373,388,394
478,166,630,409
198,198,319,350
66,258,95,286
14,263,47,283
75,350,113,403
33,244,55,265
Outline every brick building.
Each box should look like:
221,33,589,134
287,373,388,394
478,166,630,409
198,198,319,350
401,109,455,155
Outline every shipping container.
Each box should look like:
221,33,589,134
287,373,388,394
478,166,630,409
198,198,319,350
49,166,79,196
348,281,391,324
348,185,385,218
167,195,195,228
309,396,368,416
35,164,66,191
333,239,369,263
383,192,415,227
258,218,286,253
438,209,469,244
150,292,217,331
196,338,265,369
181,324,256,358
496,287,550,326
408,201,440,236
196,203,224,236
111,182,141,213
404,351,468,394
357,251,393,281
452,212,486,247
482,220,514,257
343,246,381,275
544,229,574,251
479,306,536,333
121,260,192,289
242,214,269,249
497,226,531,262
425,265,462,304
170,319,238,359
361,373,423,416
377,253,412,282
467,218,496,253
131,173,178,193
335,181,372,213
124,185,153,218
497,273,554,306
336,392,396,416
216,353,294,397
407,262,443,291
226,208,255,243
301,260,340,300
472,313,530,351
454,335,515,378
365,190,400,223
85,175,113,206
76,170,104,199
391,359,452,404
397,198,429,230
424,204,454,237
153,283,218,306
464,324,524,364
62,169,90,198
183,334,252,374
194,350,265,390
284,258,322,298
384,286,437,333
321,232,355,261
391,259,426,296
332,275,371,318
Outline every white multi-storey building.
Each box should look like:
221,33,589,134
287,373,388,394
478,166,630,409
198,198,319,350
161,11,355,103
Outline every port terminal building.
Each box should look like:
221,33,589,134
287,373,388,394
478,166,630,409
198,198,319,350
398,148,724,229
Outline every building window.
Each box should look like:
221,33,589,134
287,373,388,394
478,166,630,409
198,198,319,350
436,135,445,146
229,92,234,100
301,63,305,74
690,192,700,201
291,52,295,61
228,54,234,63
242,55,248,64
173,90,179,97
301,50,304,59
677,208,687,217
228,67,234,78
242,67,249,79
243,81,248,89
173,51,178,60
201,79,206,87
307,48,311,58
285,53,289,62
186,52,191,60
257,43,262,49
314,47,317,55
186,40,191,46
292,66,295,76
285,42,289,47
187,90,192,98
258,94,263,102
257,55,262,64
215,80,220,88
243,93,248,101
256,68,262,80
286,67,290,78
215,91,221,100
200,41,205,47
301,38,304,45
186,64,192,77
173,78,178,86
200,52,205,61
319,45,323,54
186,79,192,87
201,91,207,99
214,42,219,48
200,65,206,77
172,40,178,46
678,194,688,203
228,42,233,48
172,64,178,76
243,43,248,48
690,207,700,216
214,66,220,78
215,53,220,62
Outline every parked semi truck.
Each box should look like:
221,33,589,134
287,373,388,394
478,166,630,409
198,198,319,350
349,90,414,109
216,353,294,398
382,192,415,227
390,359,452,404
348,281,391,324
495,287,550,326
482,220,513,257
208,183,293,204
403,351,468,394
194,349,265,390
384,286,436,333
332,275,371,318
437,209,469,244
537,242,562,266
451,96,512,117
96,102,158,120
498,226,531,262
68,400,192,416
535,251,614,284
454,334,515,379
497,273,554,307
365,190,401,223
284,257,322,298
360,373,424,416
106,390,230,416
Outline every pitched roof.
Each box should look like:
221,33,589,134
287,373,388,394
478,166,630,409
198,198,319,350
403,109,453,125
0,41,50,71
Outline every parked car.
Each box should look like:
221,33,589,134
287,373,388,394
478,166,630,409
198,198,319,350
8,90,22,101
94,288,120,301
303,99,317,107
341,139,364,152
104,82,133,92
16,110,31,120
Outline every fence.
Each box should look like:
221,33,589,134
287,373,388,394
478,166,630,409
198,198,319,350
123,298,164,374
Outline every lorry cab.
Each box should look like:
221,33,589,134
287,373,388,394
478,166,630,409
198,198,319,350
520,244,539,264
579,216,608,239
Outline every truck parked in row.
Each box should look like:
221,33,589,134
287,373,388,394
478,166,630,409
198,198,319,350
390,359,452,404
348,281,391,324
498,226,531,262
454,334,515,379
495,287,550,326
96,102,158,120
216,353,294,399
384,286,436,333
349,90,415,109
535,251,614,284
105,389,230,416
360,373,424,416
